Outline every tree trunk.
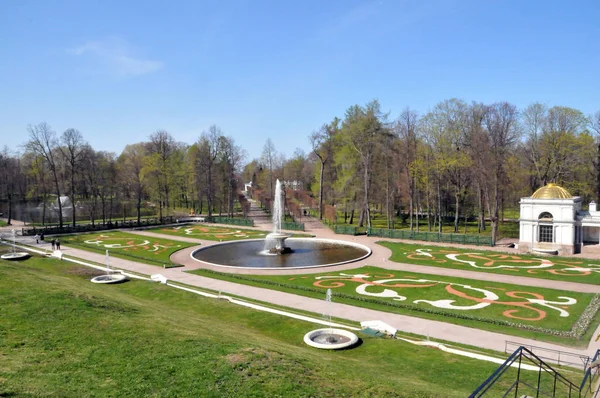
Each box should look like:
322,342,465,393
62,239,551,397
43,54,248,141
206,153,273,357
318,161,325,220
454,189,460,233
7,193,12,225
71,174,76,228
52,168,63,227
137,192,142,224
597,143,600,201
437,177,442,234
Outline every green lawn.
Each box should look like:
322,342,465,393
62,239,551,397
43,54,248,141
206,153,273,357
0,253,525,397
147,224,313,241
60,231,195,267
378,241,600,285
190,266,600,346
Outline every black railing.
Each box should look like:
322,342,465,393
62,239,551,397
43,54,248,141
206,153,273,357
505,341,591,370
470,346,599,398
22,217,176,236
367,227,494,246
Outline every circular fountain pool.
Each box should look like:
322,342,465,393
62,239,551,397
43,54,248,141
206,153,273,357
191,238,371,269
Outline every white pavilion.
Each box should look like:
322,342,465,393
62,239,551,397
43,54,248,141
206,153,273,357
519,183,600,255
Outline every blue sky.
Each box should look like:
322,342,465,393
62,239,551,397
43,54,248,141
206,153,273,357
1,0,599,160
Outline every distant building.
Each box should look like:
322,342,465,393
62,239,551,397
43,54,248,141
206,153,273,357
519,183,600,255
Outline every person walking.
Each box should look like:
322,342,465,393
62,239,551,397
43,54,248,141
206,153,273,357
34,234,39,244
56,239,60,250
51,239,56,251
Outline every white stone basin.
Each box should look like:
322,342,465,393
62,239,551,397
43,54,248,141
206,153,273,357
303,328,359,350
91,274,127,284
1,252,31,260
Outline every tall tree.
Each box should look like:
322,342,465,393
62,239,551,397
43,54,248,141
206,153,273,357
590,110,600,200
59,128,87,227
310,120,337,220
147,130,175,220
26,123,64,227
396,108,419,230
342,100,387,228
483,102,520,244
261,138,277,199
197,125,222,217
118,143,149,224
0,147,22,225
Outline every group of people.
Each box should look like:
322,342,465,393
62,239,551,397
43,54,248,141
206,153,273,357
33,233,60,251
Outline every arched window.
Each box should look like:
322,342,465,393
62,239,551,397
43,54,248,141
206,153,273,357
538,212,553,221
538,212,553,242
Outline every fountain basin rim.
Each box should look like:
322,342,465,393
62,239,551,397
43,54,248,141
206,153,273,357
303,328,359,350
265,232,291,239
1,252,31,260
91,274,128,284
190,237,372,270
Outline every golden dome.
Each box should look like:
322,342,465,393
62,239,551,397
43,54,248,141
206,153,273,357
531,183,572,199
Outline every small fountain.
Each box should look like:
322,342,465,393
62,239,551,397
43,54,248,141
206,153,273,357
303,288,358,350
1,229,31,260
264,179,292,254
91,250,127,284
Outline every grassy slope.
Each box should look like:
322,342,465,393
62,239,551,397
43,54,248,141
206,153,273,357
190,266,599,347
0,255,512,397
378,240,600,285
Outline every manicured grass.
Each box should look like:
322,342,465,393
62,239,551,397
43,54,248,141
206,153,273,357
147,224,313,241
0,220,8,227
1,254,517,397
378,241,600,285
190,266,599,346
60,231,195,267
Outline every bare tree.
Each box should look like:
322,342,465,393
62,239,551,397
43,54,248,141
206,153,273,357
261,138,277,199
147,130,175,220
310,120,337,220
118,143,148,224
0,147,23,225
26,123,64,227
483,102,520,244
59,128,87,227
197,125,222,217
396,108,419,230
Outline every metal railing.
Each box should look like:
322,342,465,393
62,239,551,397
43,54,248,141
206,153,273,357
505,341,591,370
366,227,494,246
471,346,581,397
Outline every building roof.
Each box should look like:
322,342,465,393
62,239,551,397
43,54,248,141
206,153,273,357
531,183,572,199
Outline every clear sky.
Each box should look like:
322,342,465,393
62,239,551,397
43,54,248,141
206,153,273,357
1,0,599,160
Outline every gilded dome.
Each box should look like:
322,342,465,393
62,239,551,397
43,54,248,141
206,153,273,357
531,183,572,199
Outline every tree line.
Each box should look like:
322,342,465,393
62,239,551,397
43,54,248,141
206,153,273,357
244,100,600,244
0,124,245,227
1,99,599,245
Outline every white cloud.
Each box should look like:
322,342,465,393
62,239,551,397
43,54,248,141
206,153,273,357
67,38,164,77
